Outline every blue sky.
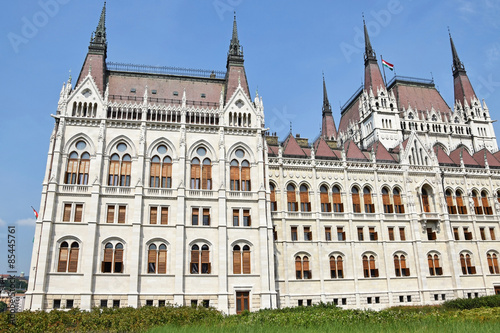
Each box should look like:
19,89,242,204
1,0,500,274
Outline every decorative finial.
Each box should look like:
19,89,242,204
290,122,292,133
68,69,72,84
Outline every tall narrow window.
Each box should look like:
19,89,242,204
68,242,79,273
109,154,120,186
364,187,374,213
487,253,499,274
118,206,126,224
330,255,344,278
369,227,378,241
190,158,201,189
456,191,467,214
160,207,168,225
150,156,161,188
242,245,251,274
192,208,199,225
190,245,200,273
482,191,492,215
382,187,393,213
490,227,496,240
363,255,378,277
480,227,486,240
65,150,90,185
460,253,476,275
201,244,211,274
233,209,239,226
230,160,240,191
332,186,344,212
162,157,172,188
150,207,158,224
241,160,251,191
243,210,251,226
287,184,298,211
428,254,442,276
337,227,346,241
463,227,473,240
304,226,312,241
202,158,212,190
394,254,410,276
158,244,167,274
291,227,298,241
148,244,157,273
399,227,406,241
236,292,250,314
325,227,332,241
58,242,69,272
446,190,457,214
300,185,311,212
352,187,361,213
427,227,437,240
233,245,241,274
65,152,79,184
107,206,115,223
120,155,131,186
295,256,311,279
357,227,364,241
102,243,113,273
203,209,210,226
388,227,395,241
270,183,277,211
63,204,72,222
453,227,460,240
422,188,431,213
74,204,83,222
114,243,124,273
320,185,331,212
393,188,404,213
472,192,482,214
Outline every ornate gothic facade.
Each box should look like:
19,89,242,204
27,5,500,313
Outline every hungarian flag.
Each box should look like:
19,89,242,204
32,206,39,219
382,59,394,71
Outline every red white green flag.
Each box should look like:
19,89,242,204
32,206,39,219
382,59,394,71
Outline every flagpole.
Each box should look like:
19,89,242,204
381,54,387,86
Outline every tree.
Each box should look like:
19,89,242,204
0,301,7,313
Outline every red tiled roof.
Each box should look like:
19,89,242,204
433,146,456,165
391,138,408,154
449,146,479,166
225,65,251,104
314,137,337,159
390,83,451,120
371,141,396,162
473,149,500,167
493,150,500,162
454,72,477,105
268,145,279,156
344,140,368,161
282,134,307,157
338,99,360,134
365,61,385,97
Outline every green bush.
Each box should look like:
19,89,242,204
442,295,500,310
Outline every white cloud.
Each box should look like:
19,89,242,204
16,218,36,226
0,218,6,227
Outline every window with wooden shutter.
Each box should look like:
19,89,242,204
422,191,430,213
463,227,473,240
399,227,406,241
79,156,90,185
102,244,113,273
107,206,115,223
400,255,409,276
337,227,345,241
480,227,486,240
302,256,311,279
287,186,297,211
393,189,404,213
150,207,157,224
291,227,298,241
243,210,251,226
357,227,364,241
304,226,312,241
337,256,344,278
68,243,79,273
472,193,482,214
63,204,72,222
201,246,210,274
270,184,277,211
233,209,239,226
369,255,378,277
120,158,131,186
364,188,374,213
300,186,310,212
158,245,167,274
369,227,378,241
332,187,343,212
394,255,401,276
491,253,499,274
118,206,126,223
108,158,120,186
203,209,210,226
233,246,241,274
382,188,393,213
362,255,369,277
241,163,250,191
192,208,199,225
160,207,168,225
325,227,331,241
148,245,157,273
427,227,436,240
191,159,201,189
490,228,496,240
488,254,494,274
352,188,361,213
295,257,302,279
456,192,467,214
66,155,79,184
114,247,123,273
150,159,161,187
330,256,336,278
71,204,83,222
58,242,69,272
230,162,240,191
446,191,457,214
482,192,492,215
242,246,251,274
202,162,212,190
190,246,199,273
434,255,442,275
388,227,394,240
460,254,467,274
428,254,435,275
162,157,172,188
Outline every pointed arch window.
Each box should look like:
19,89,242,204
472,191,482,214
230,160,240,191
287,184,298,211
270,183,277,211
445,190,457,214
460,253,476,275
332,186,343,212
190,244,211,274
482,191,492,215
382,187,393,213
394,254,410,277
487,253,499,274
202,158,212,190
108,146,131,187
362,254,379,278
320,185,331,212
101,242,124,273
456,190,467,214
295,255,311,279
300,185,311,212
363,187,374,213
352,187,361,213
150,147,172,188
190,158,201,189
393,188,404,213
241,160,251,191
330,255,344,279
65,151,90,185
421,188,431,213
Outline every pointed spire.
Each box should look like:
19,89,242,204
88,2,107,55
449,28,465,74
322,73,331,115
228,12,243,62
321,74,337,140
363,17,376,61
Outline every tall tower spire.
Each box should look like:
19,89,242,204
363,18,376,61
321,74,337,140
228,12,243,62
362,19,385,96
89,1,107,55
449,30,476,105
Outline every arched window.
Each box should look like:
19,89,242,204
65,149,90,185
472,191,482,214
320,185,331,212
241,160,251,191
482,191,492,215
363,187,374,213
57,242,68,272
58,241,79,272
421,188,431,213
362,254,378,277
295,255,311,279
394,254,410,277
300,185,311,212
460,253,476,275
233,245,251,274
382,187,393,213
190,158,201,189
148,243,167,274
352,187,361,213
332,186,343,212
487,252,500,274
330,255,344,279
108,143,132,186
270,183,277,211
456,190,467,214
101,242,124,273
202,158,212,190
230,160,240,191
445,190,457,214
150,145,173,188
393,188,404,213
428,253,442,276
190,244,211,274
287,184,297,211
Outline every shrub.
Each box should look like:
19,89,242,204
442,295,500,310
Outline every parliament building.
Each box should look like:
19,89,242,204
26,4,500,313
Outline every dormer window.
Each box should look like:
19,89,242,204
130,88,136,93
201,93,206,98
173,91,179,96
152,90,157,94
